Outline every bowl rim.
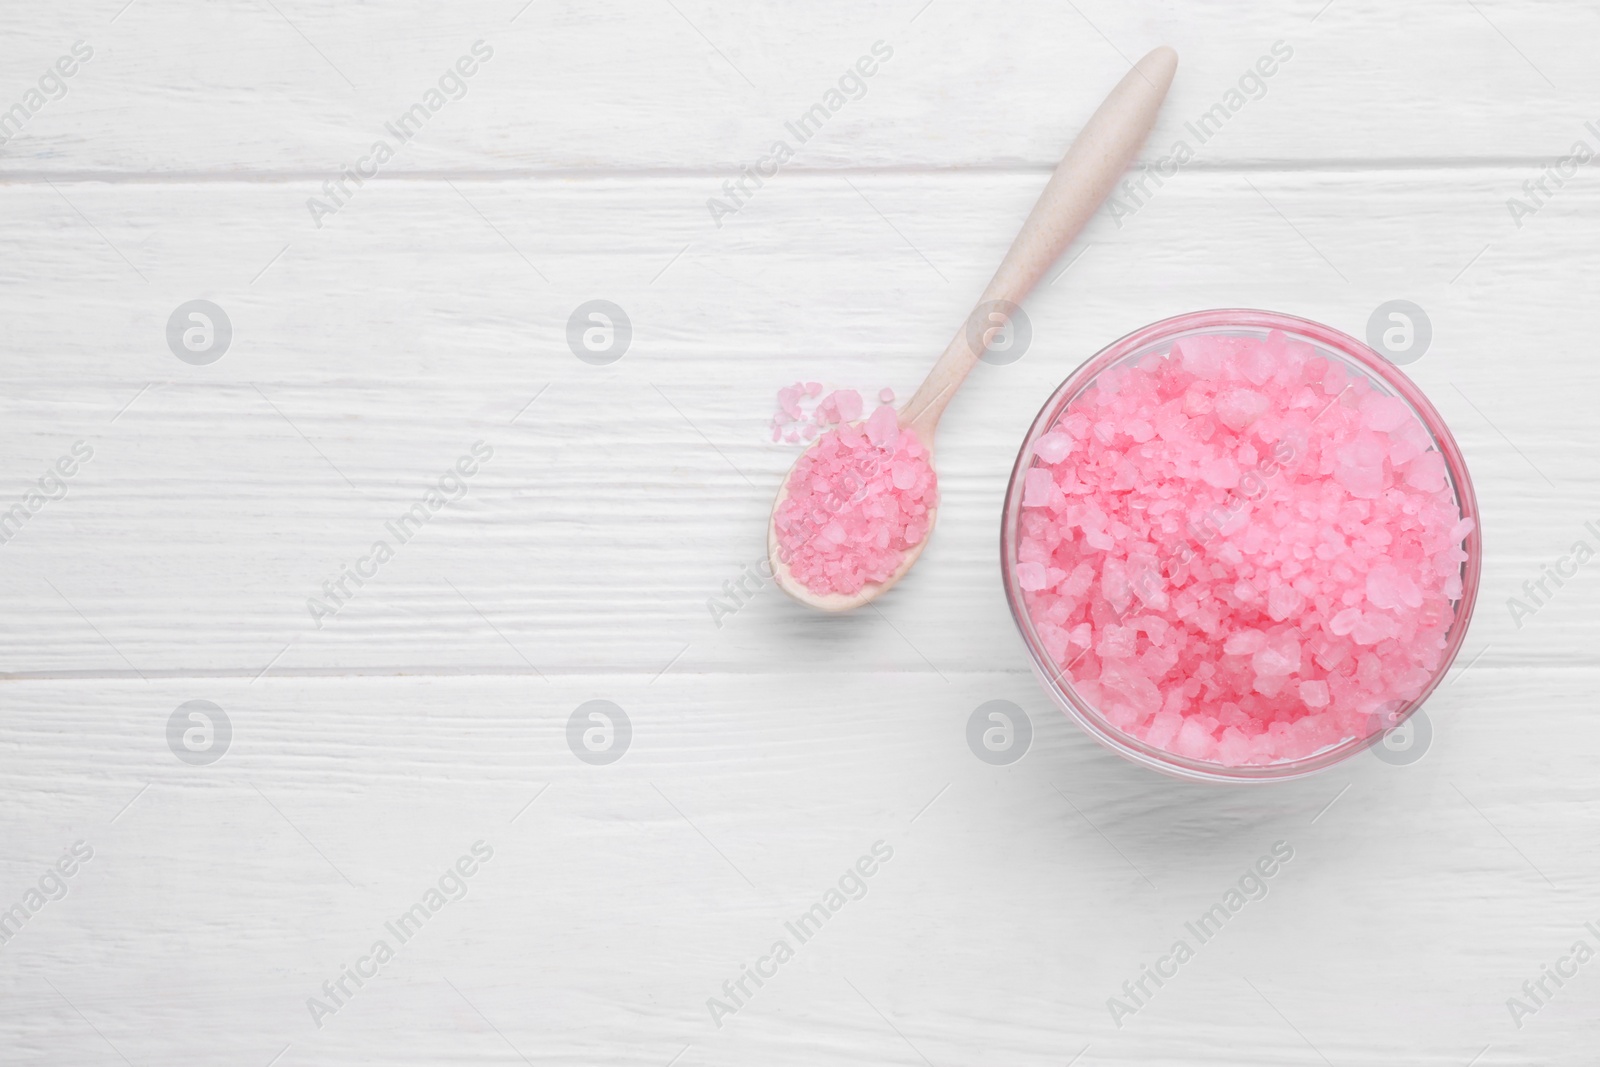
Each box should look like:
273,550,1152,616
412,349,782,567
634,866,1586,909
1000,308,1483,783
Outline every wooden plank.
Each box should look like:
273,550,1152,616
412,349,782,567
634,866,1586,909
0,0,1594,175
0,668,1589,1063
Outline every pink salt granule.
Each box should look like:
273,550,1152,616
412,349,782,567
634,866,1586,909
769,382,905,444
775,403,938,596
1015,330,1472,767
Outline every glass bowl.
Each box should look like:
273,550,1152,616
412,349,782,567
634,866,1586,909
1000,309,1482,783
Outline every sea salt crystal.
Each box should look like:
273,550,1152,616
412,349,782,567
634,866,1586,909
1404,451,1447,492
1034,432,1076,464
1215,388,1268,431
773,383,901,445
864,402,899,446
1366,563,1422,610
1102,656,1162,718
1097,624,1137,660
830,389,864,425
1022,468,1055,507
1224,630,1267,655
1299,680,1330,707
1360,393,1411,432
1266,583,1305,621
1251,633,1301,677
1014,333,1468,767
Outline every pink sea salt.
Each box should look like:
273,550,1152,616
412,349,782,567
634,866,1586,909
775,403,938,596
1015,330,1471,767
770,382,906,444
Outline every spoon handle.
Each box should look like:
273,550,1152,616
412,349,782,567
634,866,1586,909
902,45,1178,438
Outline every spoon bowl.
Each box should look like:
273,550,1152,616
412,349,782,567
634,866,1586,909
767,434,939,611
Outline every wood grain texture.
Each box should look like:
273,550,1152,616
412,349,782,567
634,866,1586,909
1,1,1597,1064
0,0,1594,174
0,669,1594,1065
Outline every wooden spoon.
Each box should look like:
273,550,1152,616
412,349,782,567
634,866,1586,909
769,45,1179,611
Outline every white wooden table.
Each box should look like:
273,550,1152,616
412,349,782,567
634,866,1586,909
1,2,1595,1063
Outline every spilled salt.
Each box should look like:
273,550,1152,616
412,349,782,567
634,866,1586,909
769,382,905,445
1015,330,1471,766
775,403,938,596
